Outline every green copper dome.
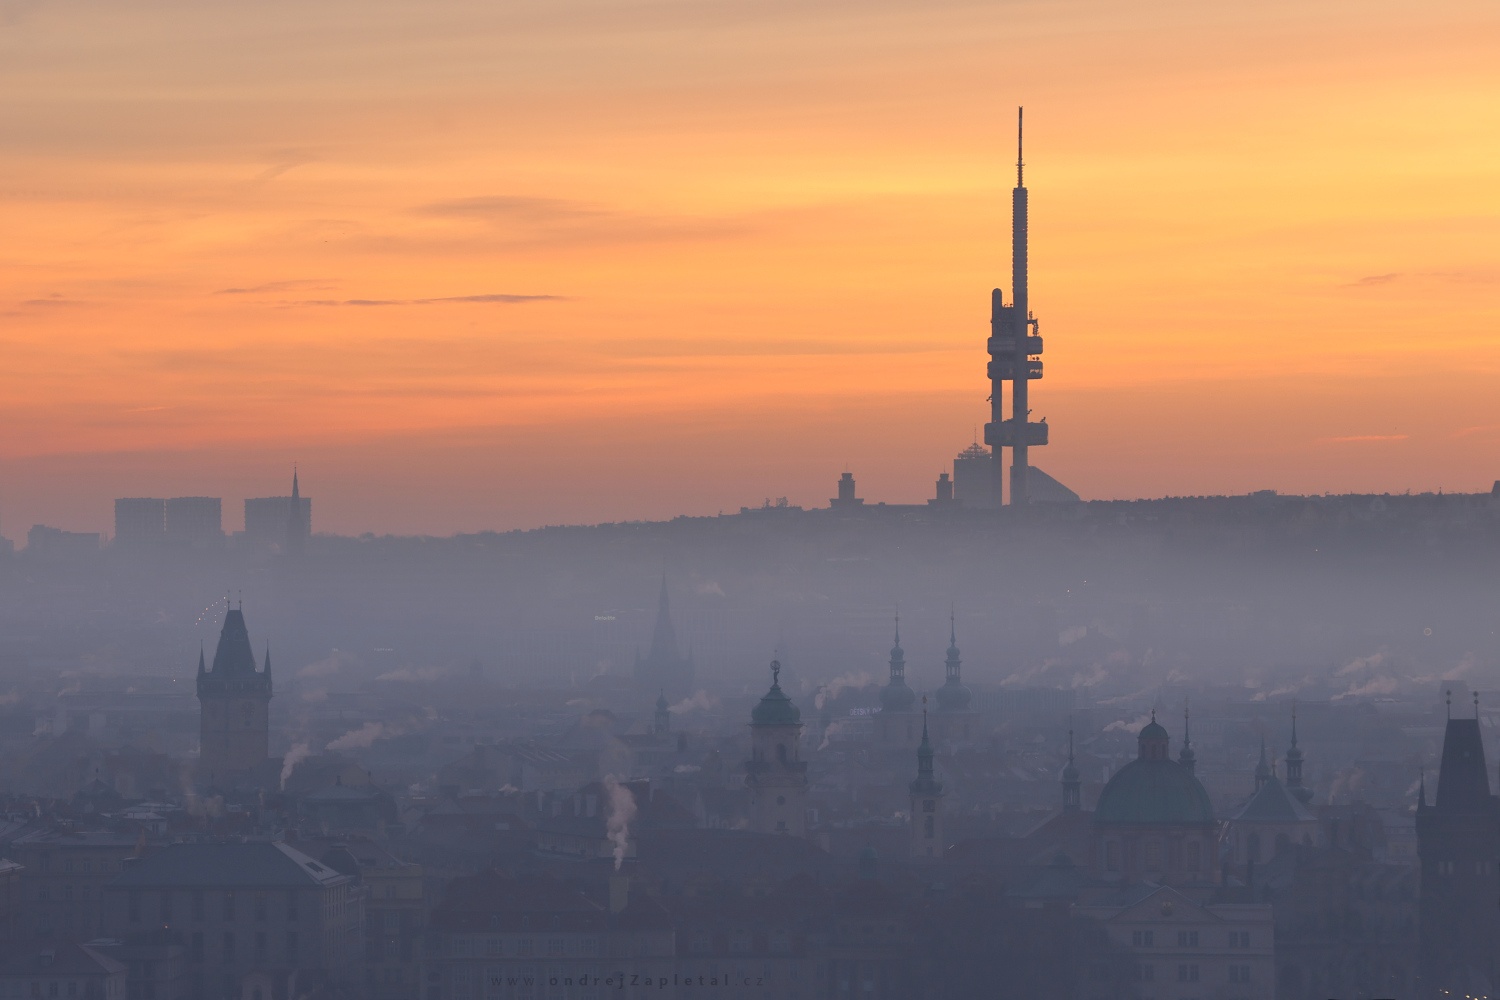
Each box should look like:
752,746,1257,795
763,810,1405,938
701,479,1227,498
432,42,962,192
1139,718,1169,742
751,661,802,727
1095,759,1214,825
1094,715,1214,825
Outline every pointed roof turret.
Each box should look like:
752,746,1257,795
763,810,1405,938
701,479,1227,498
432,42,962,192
880,614,916,713
1178,701,1197,775
211,608,258,675
1284,702,1311,803
910,701,943,797
935,611,972,712
197,646,206,677
751,661,801,727
648,574,680,662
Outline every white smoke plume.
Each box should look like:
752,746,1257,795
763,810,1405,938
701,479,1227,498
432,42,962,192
298,650,355,678
375,665,452,683
280,743,312,790
1333,676,1400,701
603,774,637,871
815,671,873,709
670,690,718,714
1336,651,1387,677
326,721,386,751
1104,713,1153,734
0,691,19,706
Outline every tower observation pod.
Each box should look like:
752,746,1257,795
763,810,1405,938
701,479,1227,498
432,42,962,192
984,107,1049,505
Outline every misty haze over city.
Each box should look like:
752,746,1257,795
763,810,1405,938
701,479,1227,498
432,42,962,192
2,1,1499,999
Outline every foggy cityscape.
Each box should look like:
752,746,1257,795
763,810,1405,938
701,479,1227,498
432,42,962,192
3,1,1499,999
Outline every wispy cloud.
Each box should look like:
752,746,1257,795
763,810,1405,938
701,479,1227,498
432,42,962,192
19,297,88,308
215,280,331,295
1319,434,1409,444
1348,273,1399,287
286,293,565,307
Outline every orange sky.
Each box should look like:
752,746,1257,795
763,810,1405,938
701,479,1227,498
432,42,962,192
2,0,1498,536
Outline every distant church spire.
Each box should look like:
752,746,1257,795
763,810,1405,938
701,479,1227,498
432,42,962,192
1061,718,1081,812
1178,700,1197,774
889,614,906,683
1254,736,1271,793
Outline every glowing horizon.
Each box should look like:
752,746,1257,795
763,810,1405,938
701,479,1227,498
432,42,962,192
2,0,1497,536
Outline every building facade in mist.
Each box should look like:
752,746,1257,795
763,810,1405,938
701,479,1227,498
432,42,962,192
243,471,311,552
745,662,807,837
1416,705,1500,999
102,841,363,1000
632,576,694,701
195,607,273,789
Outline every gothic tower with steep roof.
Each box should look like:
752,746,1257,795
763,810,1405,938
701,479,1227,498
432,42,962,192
196,605,273,787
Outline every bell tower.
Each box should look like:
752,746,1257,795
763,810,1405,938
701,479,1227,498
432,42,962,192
196,604,272,788
909,702,945,859
745,661,808,836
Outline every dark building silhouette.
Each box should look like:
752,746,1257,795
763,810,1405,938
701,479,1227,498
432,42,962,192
929,471,954,506
196,606,273,788
951,442,995,508
830,471,864,509
164,496,223,546
114,498,166,545
1415,697,1500,999
243,471,311,551
632,575,694,700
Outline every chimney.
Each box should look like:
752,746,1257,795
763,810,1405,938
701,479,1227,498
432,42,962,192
608,874,630,915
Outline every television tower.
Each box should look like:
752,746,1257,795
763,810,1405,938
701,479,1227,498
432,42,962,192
984,107,1047,505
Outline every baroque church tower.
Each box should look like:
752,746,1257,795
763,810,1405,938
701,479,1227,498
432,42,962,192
745,661,808,836
196,605,273,788
909,702,945,859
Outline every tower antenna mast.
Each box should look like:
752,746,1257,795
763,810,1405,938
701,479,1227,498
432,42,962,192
984,106,1048,505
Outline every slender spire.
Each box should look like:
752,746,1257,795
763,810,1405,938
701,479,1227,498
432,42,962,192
1061,714,1081,811
197,645,206,676
1476,691,1481,719
1254,736,1271,792
291,466,300,500
1418,767,1427,809
1016,106,1024,187
1178,699,1197,774
1447,688,1452,720
263,646,272,678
